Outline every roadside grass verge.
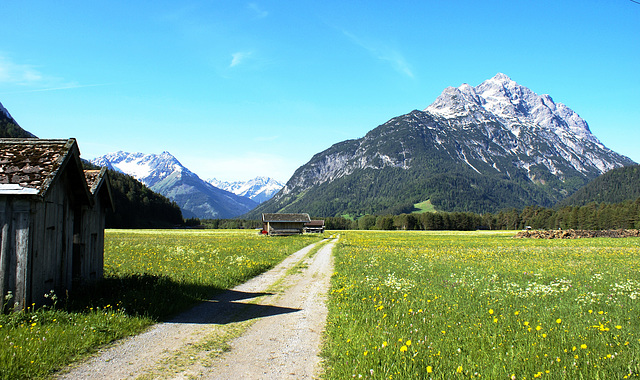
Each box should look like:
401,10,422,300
322,230,640,379
1,229,323,379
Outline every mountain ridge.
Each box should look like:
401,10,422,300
0,101,36,139
248,73,634,218
208,176,284,204
91,151,257,219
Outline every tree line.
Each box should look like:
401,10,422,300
321,197,640,231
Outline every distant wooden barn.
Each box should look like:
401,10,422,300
262,213,311,236
304,220,325,233
0,138,113,310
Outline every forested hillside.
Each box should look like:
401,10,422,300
558,165,640,207
0,106,35,138
82,162,184,228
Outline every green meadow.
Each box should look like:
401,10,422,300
322,230,640,379
3,229,640,379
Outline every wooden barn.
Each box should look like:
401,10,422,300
0,138,113,310
262,213,311,236
304,220,325,233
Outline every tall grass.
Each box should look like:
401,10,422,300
322,230,640,379
0,229,322,379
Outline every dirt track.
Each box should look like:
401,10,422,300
56,237,337,379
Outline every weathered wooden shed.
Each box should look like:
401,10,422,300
304,220,325,233
262,213,311,236
81,167,114,283
0,138,113,310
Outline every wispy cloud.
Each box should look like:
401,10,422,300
0,82,117,95
341,30,414,78
0,54,114,95
247,3,268,19
230,51,253,68
0,55,45,85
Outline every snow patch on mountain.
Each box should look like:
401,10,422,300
91,151,188,188
209,176,284,203
91,151,258,219
424,73,621,176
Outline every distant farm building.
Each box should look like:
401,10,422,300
0,138,113,310
304,220,325,233
262,213,311,236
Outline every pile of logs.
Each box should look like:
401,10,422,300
514,229,640,239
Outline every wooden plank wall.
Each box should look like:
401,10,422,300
0,197,32,310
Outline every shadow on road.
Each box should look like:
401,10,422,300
168,289,300,325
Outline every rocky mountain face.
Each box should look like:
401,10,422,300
92,152,257,219
249,73,635,217
208,176,284,204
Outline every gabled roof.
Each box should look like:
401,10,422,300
84,167,115,212
305,220,325,227
0,138,92,204
262,213,311,223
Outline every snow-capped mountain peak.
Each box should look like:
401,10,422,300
424,73,610,174
91,151,257,219
91,151,192,188
208,176,284,203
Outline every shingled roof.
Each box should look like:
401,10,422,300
262,213,311,223
0,138,91,203
84,167,115,211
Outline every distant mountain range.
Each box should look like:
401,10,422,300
3,72,637,222
208,177,284,204
91,151,258,219
248,73,635,217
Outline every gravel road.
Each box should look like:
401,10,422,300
56,237,337,380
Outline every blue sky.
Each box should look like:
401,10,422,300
1,1,638,182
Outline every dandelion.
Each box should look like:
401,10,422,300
406,340,412,346
536,325,542,331
400,345,408,352
489,309,494,315
427,366,433,373
616,325,622,330
581,344,587,349
456,366,463,374
556,318,562,324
